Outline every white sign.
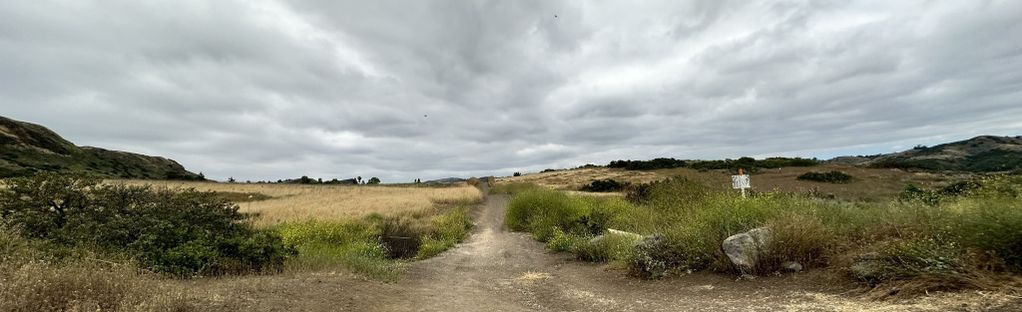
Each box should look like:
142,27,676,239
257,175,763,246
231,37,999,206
731,174,750,189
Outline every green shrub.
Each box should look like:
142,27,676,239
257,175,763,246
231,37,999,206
628,235,680,278
899,184,944,206
579,179,629,192
275,220,398,279
607,158,687,170
759,212,833,272
0,173,292,277
276,203,473,278
506,189,627,241
546,228,585,252
377,215,426,259
939,181,982,196
797,171,854,183
573,233,637,263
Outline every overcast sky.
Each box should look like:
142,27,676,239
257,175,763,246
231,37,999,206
2,1,1021,182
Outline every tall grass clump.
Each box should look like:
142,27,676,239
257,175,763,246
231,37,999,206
507,188,627,241
0,219,198,311
275,202,474,279
417,205,473,259
507,188,633,263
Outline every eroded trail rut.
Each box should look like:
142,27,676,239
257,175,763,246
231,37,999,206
188,193,1021,311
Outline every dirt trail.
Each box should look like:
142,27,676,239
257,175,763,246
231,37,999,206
367,192,1018,311
185,192,1021,311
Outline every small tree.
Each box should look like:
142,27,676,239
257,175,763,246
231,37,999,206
228,177,236,183
367,177,381,185
513,172,522,177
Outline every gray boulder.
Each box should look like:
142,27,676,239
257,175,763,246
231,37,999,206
722,227,772,273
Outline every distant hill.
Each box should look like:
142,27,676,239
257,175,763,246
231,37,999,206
425,177,466,184
0,115,203,180
830,135,1022,172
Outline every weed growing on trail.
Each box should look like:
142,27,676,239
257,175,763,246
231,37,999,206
507,174,1022,293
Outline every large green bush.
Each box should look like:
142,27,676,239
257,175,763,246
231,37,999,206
0,173,293,277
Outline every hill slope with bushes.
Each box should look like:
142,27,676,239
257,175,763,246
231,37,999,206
834,135,1022,172
0,115,202,180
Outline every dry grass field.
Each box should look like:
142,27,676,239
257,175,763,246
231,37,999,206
111,181,483,226
500,165,973,201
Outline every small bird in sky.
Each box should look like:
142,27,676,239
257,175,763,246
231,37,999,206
424,114,428,118
554,14,558,18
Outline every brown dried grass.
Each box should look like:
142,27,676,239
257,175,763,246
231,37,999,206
110,181,482,226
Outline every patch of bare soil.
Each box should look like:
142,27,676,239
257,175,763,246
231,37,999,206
178,193,1021,311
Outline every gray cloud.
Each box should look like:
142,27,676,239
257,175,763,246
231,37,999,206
2,0,1021,182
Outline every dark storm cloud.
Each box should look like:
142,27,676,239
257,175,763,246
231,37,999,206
2,0,1021,181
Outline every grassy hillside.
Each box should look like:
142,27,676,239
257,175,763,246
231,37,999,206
0,115,202,180
861,135,1022,172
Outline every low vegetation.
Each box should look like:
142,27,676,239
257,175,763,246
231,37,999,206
0,226,199,311
274,199,476,279
1,173,481,310
607,158,687,170
688,157,819,171
579,179,629,192
505,175,1022,295
797,170,854,183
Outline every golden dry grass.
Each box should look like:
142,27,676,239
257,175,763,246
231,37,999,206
110,181,482,226
497,168,661,190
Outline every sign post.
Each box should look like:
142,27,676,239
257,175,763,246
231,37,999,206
731,168,750,198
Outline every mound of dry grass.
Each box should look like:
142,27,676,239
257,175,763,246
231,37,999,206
0,260,199,312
